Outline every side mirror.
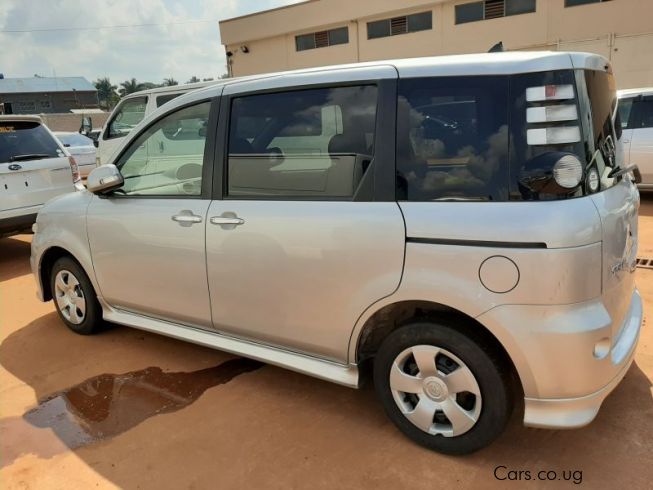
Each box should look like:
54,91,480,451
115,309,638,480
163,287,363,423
80,116,92,135
87,164,124,194
93,139,99,148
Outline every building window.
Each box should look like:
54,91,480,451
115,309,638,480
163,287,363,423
455,0,535,24
565,0,611,6
367,11,433,40
296,26,348,51
40,100,52,109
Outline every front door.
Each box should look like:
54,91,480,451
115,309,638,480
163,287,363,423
206,81,405,363
88,100,215,328
629,95,653,182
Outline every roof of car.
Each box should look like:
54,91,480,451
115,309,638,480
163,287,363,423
0,114,43,123
618,87,653,97
184,51,609,100
122,80,217,99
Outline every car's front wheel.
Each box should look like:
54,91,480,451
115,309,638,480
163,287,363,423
50,256,103,335
373,321,512,454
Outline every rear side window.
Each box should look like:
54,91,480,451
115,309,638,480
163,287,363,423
633,96,653,129
396,76,510,201
107,97,147,139
0,121,63,163
617,97,636,129
157,93,182,108
226,85,378,199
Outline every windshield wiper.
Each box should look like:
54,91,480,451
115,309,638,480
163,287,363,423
9,154,52,162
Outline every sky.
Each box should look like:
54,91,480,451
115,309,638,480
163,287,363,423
0,0,302,86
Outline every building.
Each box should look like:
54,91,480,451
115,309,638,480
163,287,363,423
219,0,653,88
0,76,99,114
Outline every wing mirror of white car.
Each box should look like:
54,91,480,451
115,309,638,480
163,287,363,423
87,164,125,194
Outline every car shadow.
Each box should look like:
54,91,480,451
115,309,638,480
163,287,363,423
0,236,32,283
0,311,651,488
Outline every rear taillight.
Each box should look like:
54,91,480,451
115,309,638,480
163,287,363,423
526,84,581,146
69,156,81,183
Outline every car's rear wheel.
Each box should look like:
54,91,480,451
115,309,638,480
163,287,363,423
373,321,512,454
50,257,103,335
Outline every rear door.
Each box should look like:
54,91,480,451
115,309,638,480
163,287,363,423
0,120,73,212
205,69,405,363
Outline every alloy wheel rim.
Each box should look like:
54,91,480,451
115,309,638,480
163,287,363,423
54,270,86,325
389,345,482,437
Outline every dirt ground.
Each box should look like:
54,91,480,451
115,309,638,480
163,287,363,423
1,199,652,490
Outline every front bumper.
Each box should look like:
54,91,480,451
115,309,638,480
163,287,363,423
477,288,642,429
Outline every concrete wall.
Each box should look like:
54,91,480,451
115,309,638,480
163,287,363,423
0,91,99,114
221,0,653,89
39,112,109,132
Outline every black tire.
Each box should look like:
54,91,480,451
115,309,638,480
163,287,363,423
373,321,512,455
50,256,104,335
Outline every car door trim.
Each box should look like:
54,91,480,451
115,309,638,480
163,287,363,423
101,303,360,388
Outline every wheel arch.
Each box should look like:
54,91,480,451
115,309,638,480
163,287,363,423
39,246,90,301
351,299,529,397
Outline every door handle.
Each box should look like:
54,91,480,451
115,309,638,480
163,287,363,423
172,211,203,227
622,139,631,144
210,216,245,226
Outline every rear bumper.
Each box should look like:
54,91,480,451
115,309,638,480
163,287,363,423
477,288,642,429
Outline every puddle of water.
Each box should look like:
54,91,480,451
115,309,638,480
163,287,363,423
21,357,263,451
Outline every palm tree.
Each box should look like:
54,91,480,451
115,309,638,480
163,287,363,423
119,78,145,97
94,77,118,110
186,76,200,84
162,77,178,86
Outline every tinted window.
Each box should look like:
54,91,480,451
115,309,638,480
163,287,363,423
108,97,147,139
397,76,510,201
227,85,377,199
565,0,611,6
115,102,210,196
156,93,182,108
296,33,316,51
584,69,618,168
407,12,433,32
0,121,63,163
455,2,484,24
635,96,653,129
617,97,636,129
328,27,349,45
506,0,536,15
367,19,391,39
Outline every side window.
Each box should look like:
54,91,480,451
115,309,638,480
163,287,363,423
396,76,510,201
617,97,636,130
157,93,182,108
107,97,147,139
115,101,211,196
226,85,377,199
634,96,653,129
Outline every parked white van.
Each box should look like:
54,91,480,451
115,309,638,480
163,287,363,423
618,87,653,189
96,82,214,166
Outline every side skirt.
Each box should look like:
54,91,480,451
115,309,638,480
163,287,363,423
101,302,360,388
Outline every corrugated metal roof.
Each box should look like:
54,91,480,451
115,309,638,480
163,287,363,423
0,76,96,94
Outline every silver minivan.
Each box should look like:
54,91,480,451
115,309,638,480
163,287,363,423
31,52,642,454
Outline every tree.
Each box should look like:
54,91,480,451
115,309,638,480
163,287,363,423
94,77,118,110
162,77,178,86
119,78,146,97
186,76,200,84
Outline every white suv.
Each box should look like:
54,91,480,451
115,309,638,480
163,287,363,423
1,115,80,238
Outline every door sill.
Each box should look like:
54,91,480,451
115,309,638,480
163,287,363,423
101,304,360,388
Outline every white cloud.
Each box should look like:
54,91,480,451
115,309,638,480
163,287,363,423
0,0,301,85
